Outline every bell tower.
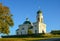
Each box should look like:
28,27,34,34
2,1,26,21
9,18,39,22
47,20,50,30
37,10,46,33
37,10,43,23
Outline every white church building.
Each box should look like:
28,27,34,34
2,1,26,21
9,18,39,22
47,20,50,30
16,10,46,35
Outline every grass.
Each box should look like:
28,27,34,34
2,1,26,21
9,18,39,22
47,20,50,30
0,34,60,41
0,38,51,41
0,37,60,41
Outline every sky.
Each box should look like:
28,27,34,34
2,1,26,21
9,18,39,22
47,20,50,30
0,0,60,35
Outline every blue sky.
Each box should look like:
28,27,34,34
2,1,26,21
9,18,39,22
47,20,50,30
0,0,60,35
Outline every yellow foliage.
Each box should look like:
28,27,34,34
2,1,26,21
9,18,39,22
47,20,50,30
0,3,14,34
28,29,33,34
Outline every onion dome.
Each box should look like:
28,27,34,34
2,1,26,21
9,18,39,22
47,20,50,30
23,18,31,24
23,21,31,24
37,10,42,14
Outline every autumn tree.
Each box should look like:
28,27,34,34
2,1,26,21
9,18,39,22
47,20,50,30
28,26,33,34
0,3,14,34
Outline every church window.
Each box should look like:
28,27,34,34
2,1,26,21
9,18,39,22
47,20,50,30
35,25,36,27
21,32,22,35
35,30,37,34
22,28,24,30
17,32,18,35
42,30,45,34
38,18,40,22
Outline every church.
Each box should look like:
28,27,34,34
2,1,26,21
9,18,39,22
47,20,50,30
16,10,46,35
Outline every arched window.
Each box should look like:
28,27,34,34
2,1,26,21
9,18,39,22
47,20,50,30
38,18,40,22
42,30,45,34
22,28,24,30
21,32,22,35
35,30,37,34
17,32,18,35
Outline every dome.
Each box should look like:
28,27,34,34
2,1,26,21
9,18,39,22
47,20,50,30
37,10,42,14
23,21,31,24
23,18,31,24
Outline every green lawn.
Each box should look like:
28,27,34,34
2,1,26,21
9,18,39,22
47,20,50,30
0,34,60,41
0,38,51,41
0,37,60,41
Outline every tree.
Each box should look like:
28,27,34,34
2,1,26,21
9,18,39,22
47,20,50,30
28,26,33,34
50,30,60,35
28,29,33,34
0,3,14,34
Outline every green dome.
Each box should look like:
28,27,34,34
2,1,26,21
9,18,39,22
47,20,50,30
23,21,31,24
37,10,42,14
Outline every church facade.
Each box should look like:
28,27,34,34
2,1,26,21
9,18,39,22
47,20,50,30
16,10,46,35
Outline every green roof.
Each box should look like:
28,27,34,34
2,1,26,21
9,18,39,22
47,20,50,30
23,21,31,24
37,10,42,14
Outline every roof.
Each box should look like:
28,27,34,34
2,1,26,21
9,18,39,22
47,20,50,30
16,29,19,31
23,21,31,24
37,10,42,14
